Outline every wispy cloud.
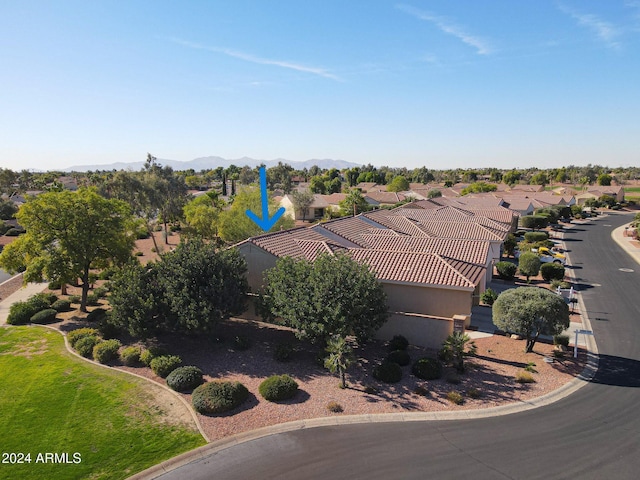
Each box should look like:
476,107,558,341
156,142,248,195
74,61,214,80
168,38,341,81
559,5,622,49
396,4,492,55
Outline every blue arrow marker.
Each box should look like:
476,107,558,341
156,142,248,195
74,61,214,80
246,166,286,231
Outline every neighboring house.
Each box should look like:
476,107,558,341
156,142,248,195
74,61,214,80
576,186,624,204
57,176,78,191
280,193,346,221
363,191,406,207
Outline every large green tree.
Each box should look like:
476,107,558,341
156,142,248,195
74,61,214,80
183,192,225,241
217,187,294,243
289,190,315,221
0,188,135,311
108,240,248,337
262,253,388,343
493,287,570,352
340,188,370,216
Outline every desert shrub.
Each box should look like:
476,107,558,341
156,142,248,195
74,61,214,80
30,308,58,324
515,371,536,383
524,362,538,373
93,339,121,363
326,401,343,413
524,231,549,243
553,334,570,347
480,288,498,305
495,261,517,280
273,343,293,362
192,381,249,414
75,336,102,358
7,302,36,325
388,334,409,351
373,361,403,383
51,299,72,312
35,292,58,305
550,279,571,290
67,328,100,348
412,357,443,380
446,391,464,405
48,280,62,290
386,350,411,366
140,346,166,366
150,355,182,378
86,308,107,322
93,286,109,298
233,335,250,351
120,346,142,366
540,263,565,282
68,295,81,304
166,366,204,392
466,388,481,399
258,374,299,401
85,293,100,306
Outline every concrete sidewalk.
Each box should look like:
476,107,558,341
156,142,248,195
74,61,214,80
611,220,640,266
0,280,49,325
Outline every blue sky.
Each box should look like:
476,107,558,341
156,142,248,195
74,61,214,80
1,0,639,171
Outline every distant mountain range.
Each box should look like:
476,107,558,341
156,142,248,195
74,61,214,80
63,156,361,172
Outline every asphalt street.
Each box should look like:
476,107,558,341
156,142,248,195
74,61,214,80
0,269,13,284
158,212,640,480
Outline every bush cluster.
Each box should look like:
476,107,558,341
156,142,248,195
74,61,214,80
524,231,549,243
29,308,58,324
150,355,182,378
67,328,100,348
51,299,72,312
373,361,403,383
386,350,411,366
412,357,443,380
259,374,299,401
495,261,517,280
6,294,52,325
166,366,204,392
93,339,121,363
140,346,166,366
120,346,142,366
76,336,102,358
192,381,249,414
480,288,498,305
540,263,565,281
388,334,409,351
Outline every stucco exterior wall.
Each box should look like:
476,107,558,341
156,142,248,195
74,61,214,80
376,312,454,350
381,282,473,318
236,243,278,293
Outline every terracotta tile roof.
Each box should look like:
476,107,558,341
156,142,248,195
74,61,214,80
408,221,506,241
348,249,480,290
364,191,406,204
355,182,378,192
358,235,491,265
245,227,349,260
311,216,391,246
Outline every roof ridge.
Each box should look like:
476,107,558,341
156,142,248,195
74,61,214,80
432,255,476,288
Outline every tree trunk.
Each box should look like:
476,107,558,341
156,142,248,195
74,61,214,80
61,283,67,296
340,368,346,388
80,266,90,313
525,333,539,353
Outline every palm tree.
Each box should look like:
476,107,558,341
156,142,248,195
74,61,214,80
440,332,477,373
324,335,355,388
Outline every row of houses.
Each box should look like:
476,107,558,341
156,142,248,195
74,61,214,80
236,198,518,349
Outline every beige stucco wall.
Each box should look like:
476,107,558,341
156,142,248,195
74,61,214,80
236,243,279,293
381,282,473,318
376,312,454,350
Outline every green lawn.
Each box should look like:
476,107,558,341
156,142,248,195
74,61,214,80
0,327,205,480
623,187,640,193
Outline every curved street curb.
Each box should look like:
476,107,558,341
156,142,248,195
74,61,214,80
128,223,601,480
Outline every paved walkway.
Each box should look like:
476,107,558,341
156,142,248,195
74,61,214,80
0,279,49,325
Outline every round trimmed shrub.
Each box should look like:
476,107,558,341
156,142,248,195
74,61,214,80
30,308,58,324
7,302,37,325
51,299,72,312
540,262,565,282
373,361,403,383
524,231,549,243
150,355,182,378
258,374,299,401
388,334,409,351
192,381,249,414
67,328,100,348
495,261,517,280
386,350,411,366
140,346,166,366
75,336,102,358
166,366,204,392
86,308,107,322
93,339,121,363
480,288,498,306
412,357,443,380
120,346,142,366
